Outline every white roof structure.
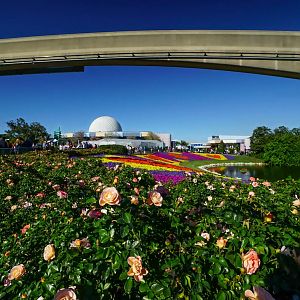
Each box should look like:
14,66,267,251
89,116,122,132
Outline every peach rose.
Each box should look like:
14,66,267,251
249,177,256,182
8,264,26,280
292,199,300,207
70,238,91,249
99,187,121,206
245,286,275,300
242,249,260,275
54,288,77,300
43,244,56,261
216,237,227,249
147,191,163,207
248,191,255,198
127,256,148,282
262,181,271,187
113,176,119,184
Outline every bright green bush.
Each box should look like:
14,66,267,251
0,152,300,299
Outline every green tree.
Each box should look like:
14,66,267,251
217,140,226,153
250,126,273,156
6,118,49,143
274,126,289,136
291,127,300,136
263,133,300,166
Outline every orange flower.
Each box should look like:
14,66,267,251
216,237,227,249
130,195,139,205
43,244,56,261
127,256,148,282
245,286,275,300
242,249,260,275
54,288,77,300
99,187,121,206
8,264,26,280
147,191,163,207
113,176,119,184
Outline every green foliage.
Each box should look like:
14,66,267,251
5,118,49,144
263,133,300,166
0,151,300,299
250,126,273,156
251,125,300,166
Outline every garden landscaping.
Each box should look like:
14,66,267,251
0,151,300,299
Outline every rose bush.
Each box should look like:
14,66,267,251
0,151,300,299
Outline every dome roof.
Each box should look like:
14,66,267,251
89,116,122,132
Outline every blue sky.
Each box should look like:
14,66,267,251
0,0,300,142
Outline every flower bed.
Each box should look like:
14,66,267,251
0,151,300,299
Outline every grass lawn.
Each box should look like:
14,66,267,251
180,155,263,170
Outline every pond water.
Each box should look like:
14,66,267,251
208,165,300,182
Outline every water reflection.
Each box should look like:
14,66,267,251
209,165,300,182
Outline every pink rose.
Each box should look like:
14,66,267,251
36,192,45,198
54,288,77,300
249,177,256,182
57,191,68,199
262,181,271,187
242,249,260,275
99,187,121,206
52,184,60,191
252,182,259,188
21,224,30,235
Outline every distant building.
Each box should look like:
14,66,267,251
62,115,170,149
207,135,251,153
189,142,210,151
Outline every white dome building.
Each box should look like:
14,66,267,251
89,116,122,132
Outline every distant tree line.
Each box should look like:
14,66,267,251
2,118,49,146
250,126,300,166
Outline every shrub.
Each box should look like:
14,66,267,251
0,152,300,299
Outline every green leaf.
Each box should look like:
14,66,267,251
212,263,222,274
121,226,130,238
103,283,111,290
99,229,110,243
124,277,133,294
85,197,97,204
151,283,164,295
124,212,132,224
139,282,149,293
216,291,227,300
